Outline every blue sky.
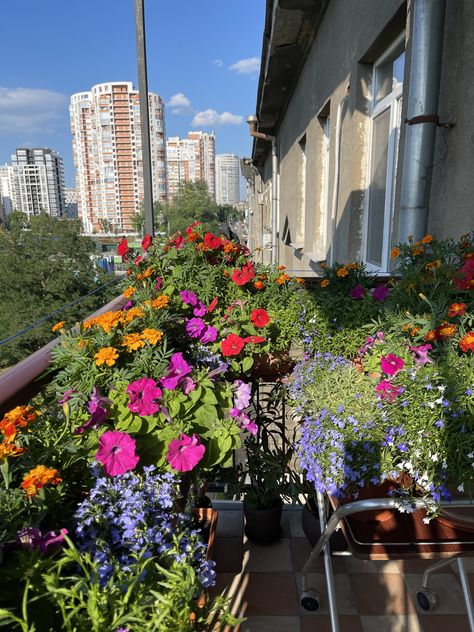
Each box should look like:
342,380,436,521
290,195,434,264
0,1,265,187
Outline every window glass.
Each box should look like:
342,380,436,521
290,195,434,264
374,42,405,104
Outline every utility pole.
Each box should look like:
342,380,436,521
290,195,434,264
134,0,154,236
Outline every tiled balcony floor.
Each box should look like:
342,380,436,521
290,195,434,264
210,502,474,632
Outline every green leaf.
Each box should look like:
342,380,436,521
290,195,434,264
242,356,254,372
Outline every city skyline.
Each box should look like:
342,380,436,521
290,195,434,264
0,1,265,187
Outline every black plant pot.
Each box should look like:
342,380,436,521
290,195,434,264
301,497,348,552
244,497,283,543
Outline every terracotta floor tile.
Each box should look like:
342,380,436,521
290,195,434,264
360,614,422,632
238,616,301,631
291,537,325,573
287,509,306,539
244,573,300,616
350,572,417,615
214,537,244,573
299,614,363,632
397,559,452,574
403,572,467,614
345,557,401,574
295,572,357,615
244,538,293,573
418,614,472,632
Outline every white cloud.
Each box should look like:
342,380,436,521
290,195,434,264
0,87,68,134
229,57,260,76
212,59,224,67
166,92,193,114
191,109,243,128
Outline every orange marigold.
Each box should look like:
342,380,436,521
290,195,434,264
412,244,424,256
142,328,164,345
425,329,438,342
122,307,145,324
254,281,264,290
421,234,433,244
51,321,65,333
278,265,287,271
77,339,87,349
143,267,154,278
336,267,349,277
448,303,467,318
436,323,456,339
0,442,26,460
1,406,37,444
223,270,230,277
295,277,305,285
151,295,170,309
459,332,474,353
196,242,211,252
425,259,441,271
122,286,136,299
346,262,361,270
224,242,238,254
321,279,330,288
390,247,400,259
21,465,62,497
122,333,145,352
91,310,123,333
276,273,290,284
94,347,119,367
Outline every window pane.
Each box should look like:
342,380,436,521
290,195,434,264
375,42,405,104
367,108,390,266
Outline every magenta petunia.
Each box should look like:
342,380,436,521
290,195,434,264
185,317,207,339
75,387,110,434
376,380,403,402
373,285,390,302
155,277,162,290
229,408,258,434
180,376,196,395
96,430,139,476
166,433,205,472
161,352,193,390
193,301,207,317
350,284,366,300
409,344,433,365
200,324,218,344
180,290,197,306
381,354,405,376
127,377,162,416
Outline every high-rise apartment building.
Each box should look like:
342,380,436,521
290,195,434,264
64,187,78,219
0,165,15,217
215,154,240,206
70,82,167,234
9,148,66,217
166,131,215,201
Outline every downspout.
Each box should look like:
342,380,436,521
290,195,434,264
398,0,446,243
246,115,278,265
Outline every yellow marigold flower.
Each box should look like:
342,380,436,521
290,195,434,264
83,317,95,330
421,234,433,244
437,323,456,339
142,328,164,345
77,339,87,349
412,244,424,256
224,242,238,254
254,280,264,290
425,259,441,271
122,307,145,325
390,247,401,259
143,267,154,278
151,295,170,309
295,277,305,285
346,262,361,270
459,332,474,353
0,441,26,460
336,267,349,277
122,286,136,299
122,333,145,352
51,321,65,333
276,273,290,284
94,347,119,367
93,311,123,333
321,279,330,288
21,465,62,497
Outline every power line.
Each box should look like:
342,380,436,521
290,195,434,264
0,276,123,348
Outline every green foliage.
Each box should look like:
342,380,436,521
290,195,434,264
0,212,116,368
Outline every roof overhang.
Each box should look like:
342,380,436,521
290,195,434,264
252,0,330,164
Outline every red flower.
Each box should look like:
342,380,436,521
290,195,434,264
204,232,222,250
459,332,474,353
173,233,185,249
231,262,255,286
250,309,270,328
221,334,245,356
134,255,143,265
207,297,218,313
186,221,202,235
117,238,129,257
243,336,265,344
141,234,152,251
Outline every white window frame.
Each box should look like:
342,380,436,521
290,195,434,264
363,33,405,273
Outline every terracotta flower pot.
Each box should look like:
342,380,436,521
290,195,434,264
251,351,294,379
338,478,412,523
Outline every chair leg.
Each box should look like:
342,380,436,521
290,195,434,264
421,556,457,589
456,558,474,632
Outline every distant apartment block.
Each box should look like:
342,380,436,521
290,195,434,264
8,149,66,217
166,131,215,201
0,165,15,217
64,187,78,219
70,82,167,234
215,154,240,206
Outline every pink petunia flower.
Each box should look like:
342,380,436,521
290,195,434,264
229,408,258,435
233,380,251,410
381,354,405,376
180,290,197,306
127,377,162,416
180,376,196,395
166,433,205,472
96,430,139,476
409,344,433,365
161,352,192,390
193,301,207,317
200,325,218,344
376,380,404,401
75,387,110,434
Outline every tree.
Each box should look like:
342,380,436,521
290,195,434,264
164,181,220,234
0,212,116,368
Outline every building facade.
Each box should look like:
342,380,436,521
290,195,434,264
215,154,240,206
7,149,65,218
245,0,474,272
0,165,15,217
166,131,216,202
64,187,78,219
70,82,167,235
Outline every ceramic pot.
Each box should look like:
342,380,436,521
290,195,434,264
243,497,283,543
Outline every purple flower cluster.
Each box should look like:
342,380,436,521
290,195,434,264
75,467,215,588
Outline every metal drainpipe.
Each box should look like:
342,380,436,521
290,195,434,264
398,0,446,243
246,116,278,264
